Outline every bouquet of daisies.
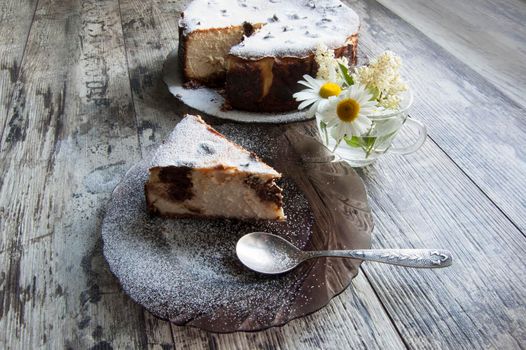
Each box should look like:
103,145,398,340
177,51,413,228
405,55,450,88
294,45,408,151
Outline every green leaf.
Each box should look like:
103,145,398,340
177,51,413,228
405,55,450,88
363,136,376,148
338,63,354,86
344,135,377,151
344,135,362,148
368,86,381,101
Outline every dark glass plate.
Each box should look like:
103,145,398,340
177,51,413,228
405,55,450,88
102,122,373,332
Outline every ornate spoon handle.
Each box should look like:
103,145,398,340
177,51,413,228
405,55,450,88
304,249,453,268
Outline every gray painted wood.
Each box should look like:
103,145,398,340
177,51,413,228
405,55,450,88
0,0,38,123
0,0,149,348
173,275,408,350
1,0,525,348
346,0,526,234
359,139,526,348
376,0,526,109
207,274,407,350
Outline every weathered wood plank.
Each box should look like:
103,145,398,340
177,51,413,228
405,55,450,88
357,138,526,348
346,0,526,233
118,0,192,151
0,0,152,348
376,0,526,109
0,0,38,124
173,274,407,350
116,0,188,347
206,273,406,350
144,311,176,350
116,0,406,348
171,325,210,349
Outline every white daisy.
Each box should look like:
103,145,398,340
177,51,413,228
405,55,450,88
293,74,342,118
318,83,378,141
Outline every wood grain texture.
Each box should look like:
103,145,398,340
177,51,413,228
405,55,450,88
0,0,149,348
376,0,526,109
207,273,406,350
118,0,193,150
0,0,38,125
116,0,187,347
346,0,526,234
357,138,526,348
172,274,407,350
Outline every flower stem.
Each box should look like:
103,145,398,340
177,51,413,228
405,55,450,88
332,137,343,153
363,124,376,159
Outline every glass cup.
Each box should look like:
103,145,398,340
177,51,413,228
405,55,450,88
317,91,427,167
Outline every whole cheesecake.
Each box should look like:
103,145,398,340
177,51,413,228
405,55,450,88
178,0,360,113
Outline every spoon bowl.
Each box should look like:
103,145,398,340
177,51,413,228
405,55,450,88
236,232,453,274
236,232,303,274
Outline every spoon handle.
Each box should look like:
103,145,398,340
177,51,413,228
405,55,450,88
304,249,453,268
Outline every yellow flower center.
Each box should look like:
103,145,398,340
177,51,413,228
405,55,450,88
337,98,361,122
319,82,342,99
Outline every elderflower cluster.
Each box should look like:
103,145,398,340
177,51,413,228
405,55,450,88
314,44,348,83
353,51,408,109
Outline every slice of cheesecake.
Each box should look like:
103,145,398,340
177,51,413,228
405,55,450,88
145,114,285,221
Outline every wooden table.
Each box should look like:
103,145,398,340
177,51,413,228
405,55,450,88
1,0,525,348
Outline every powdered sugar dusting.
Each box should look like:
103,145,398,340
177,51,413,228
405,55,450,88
150,115,279,175
103,159,314,328
102,124,373,332
182,0,359,58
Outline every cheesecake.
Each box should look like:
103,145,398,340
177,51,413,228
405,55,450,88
145,115,285,220
178,0,360,113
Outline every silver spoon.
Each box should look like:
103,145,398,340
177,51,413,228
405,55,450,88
236,232,453,274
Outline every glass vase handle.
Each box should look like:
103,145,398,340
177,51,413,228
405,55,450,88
389,117,427,155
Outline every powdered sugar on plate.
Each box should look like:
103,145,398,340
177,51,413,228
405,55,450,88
102,159,314,328
102,123,373,332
